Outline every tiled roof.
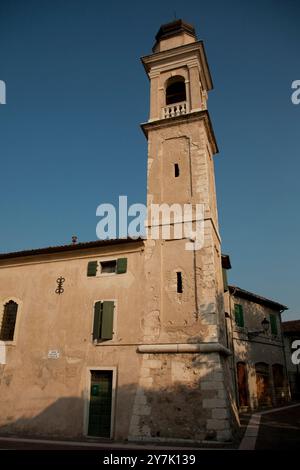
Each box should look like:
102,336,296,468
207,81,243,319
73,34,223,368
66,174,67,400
0,238,144,260
229,285,288,311
282,320,300,334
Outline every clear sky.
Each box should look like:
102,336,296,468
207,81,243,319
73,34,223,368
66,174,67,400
0,0,299,320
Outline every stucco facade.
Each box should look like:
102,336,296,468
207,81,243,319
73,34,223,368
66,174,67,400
224,285,289,411
0,20,239,443
0,19,289,444
0,239,238,442
0,241,146,439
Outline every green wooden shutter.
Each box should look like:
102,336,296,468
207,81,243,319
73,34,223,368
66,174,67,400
270,314,278,335
87,261,98,277
92,302,102,341
100,301,114,340
234,304,244,327
222,268,228,292
116,258,127,274
238,305,244,327
234,304,240,326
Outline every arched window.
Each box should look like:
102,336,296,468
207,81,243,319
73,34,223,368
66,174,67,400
166,76,186,105
0,301,18,341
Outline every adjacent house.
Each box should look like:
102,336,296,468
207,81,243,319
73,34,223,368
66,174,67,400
223,280,289,411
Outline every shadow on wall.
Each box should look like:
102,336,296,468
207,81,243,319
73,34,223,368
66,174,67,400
0,396,86,440
0,359,240,443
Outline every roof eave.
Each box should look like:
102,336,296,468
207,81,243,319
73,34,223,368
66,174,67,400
229,285,288,311
0,238,144,262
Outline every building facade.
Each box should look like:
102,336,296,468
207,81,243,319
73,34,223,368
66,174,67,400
0,19,290,444
224,283,289,411
0,20,239,443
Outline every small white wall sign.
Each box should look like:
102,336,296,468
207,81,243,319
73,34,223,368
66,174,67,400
0,342,6,364
47,350,60,359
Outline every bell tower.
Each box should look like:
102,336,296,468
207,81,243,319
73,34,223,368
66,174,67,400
129,20,238,443
146,19,209,122
142,19,218,222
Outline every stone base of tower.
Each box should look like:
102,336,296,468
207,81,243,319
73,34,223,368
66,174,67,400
128,351,239,443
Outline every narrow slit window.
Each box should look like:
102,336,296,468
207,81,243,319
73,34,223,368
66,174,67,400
174,163,179,177
177,272,183,293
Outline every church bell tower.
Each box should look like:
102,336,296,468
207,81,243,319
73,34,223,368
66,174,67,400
129,19,238,443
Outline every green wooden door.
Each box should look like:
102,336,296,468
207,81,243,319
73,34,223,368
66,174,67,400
88,370,113,438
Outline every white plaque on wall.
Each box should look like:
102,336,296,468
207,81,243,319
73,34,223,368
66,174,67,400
0,342,6,364
47,350,60,359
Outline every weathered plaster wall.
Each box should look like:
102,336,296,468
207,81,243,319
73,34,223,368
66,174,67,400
129,352,232,442
0,242,146,439
226,293,288,409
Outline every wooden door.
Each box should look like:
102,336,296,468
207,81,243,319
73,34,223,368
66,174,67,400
88,370,113,438
237,362,249,407
272,364,285,404
255,363,271,407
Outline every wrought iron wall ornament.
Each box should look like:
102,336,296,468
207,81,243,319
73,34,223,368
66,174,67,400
55,276,65,294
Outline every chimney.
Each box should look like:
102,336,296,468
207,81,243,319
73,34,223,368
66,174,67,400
71,235,78,245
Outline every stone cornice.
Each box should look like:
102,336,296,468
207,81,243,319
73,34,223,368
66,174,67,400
141,110,219,155
137,342,232,356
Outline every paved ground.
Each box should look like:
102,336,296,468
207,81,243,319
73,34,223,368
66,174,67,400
239,403,300,450
1,404,299,451
255,404,300,450
0,436,206,451
0,440,101,450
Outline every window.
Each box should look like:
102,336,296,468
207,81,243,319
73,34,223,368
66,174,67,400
177,272,183,293
174,163,179,177
93,301,115,342
87,258,127,277
234,304,244,328
0,301,18,341
166,76,186,105
270,314,278,335
101,260,116,274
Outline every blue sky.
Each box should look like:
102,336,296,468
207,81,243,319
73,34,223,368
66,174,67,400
0,0,299,320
